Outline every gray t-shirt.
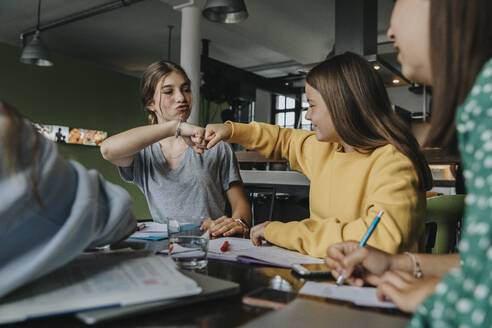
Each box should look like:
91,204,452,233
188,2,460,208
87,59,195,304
119,141,242,222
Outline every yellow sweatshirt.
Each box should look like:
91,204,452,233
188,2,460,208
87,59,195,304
228,121,425,258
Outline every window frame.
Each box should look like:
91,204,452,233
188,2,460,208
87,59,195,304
271,92,312,131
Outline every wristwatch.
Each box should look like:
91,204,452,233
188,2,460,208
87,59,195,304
234,218,250,234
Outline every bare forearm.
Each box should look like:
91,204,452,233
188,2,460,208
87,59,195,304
231,202,252,224
101,121,177,161
390,253,460,278
227,184,252,225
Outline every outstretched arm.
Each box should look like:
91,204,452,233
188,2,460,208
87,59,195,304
101,121,205,167
206,121,315,176
260,148,427,257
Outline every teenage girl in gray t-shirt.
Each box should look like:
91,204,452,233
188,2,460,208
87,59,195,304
100,61,251,237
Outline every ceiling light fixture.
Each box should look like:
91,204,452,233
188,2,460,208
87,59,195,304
392,79,400,84
373,64,381,70
20,0,53,66
19,0,146,68
202,0,248,24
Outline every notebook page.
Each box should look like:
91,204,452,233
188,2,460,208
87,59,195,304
300,281,396,308
0,253,201,324
138,222,167,233
243,245,323,266
208,237,323,266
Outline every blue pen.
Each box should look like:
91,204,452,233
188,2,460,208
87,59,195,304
336,210,383,286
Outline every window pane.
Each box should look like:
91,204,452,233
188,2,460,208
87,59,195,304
285,112,295,126
301,124,312,131
276,96,286,110
301,93,309,108
275,112,285,126
286,97,295,109
249,102,255,122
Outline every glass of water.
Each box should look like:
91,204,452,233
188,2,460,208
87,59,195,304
166,216,209,270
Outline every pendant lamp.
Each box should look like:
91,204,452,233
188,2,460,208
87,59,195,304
20,0,53,66
202,0,248,24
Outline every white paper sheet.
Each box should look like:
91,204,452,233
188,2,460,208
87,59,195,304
138,222,167,233
207,237,324,267
299,281,397,309
129,222,168,239
208,237,255,253
0,253,201,324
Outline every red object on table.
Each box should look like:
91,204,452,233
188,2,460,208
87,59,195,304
220,241,230,252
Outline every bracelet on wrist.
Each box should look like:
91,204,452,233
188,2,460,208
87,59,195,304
234,218,249,234
175,118,183,139
404,252,423,278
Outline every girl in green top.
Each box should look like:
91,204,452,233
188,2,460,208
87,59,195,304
324,0,492,326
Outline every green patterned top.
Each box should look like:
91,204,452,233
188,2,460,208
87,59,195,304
410,58,492,327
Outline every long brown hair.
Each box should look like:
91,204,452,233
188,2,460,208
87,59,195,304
306,52,433,191
140,61,190,125
425,0,492,150
0,101,43,207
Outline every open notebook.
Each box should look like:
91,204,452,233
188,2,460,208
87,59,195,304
299,281,397,308
0,252,201,324
76,269,239,324
205,237,324,268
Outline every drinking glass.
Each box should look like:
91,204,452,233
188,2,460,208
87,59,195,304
166,216,209,269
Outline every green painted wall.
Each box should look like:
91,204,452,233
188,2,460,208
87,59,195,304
0,42,151,219
199,97,229,126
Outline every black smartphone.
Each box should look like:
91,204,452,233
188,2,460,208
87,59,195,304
291,263,333,279
242,287,297,309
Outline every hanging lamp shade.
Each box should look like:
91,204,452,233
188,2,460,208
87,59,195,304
202,0,248,24
20,31,53,67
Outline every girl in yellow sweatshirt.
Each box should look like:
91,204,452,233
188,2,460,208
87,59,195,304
205,52,433,258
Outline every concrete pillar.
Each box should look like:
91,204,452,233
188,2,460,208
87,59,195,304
255,89,271,123
173,1,202,125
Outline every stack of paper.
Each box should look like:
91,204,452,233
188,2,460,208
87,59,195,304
299,281,396,308
207,237,324,268
129,222,168,241
0,252,201,324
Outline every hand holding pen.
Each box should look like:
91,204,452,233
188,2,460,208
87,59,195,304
326,210,385,286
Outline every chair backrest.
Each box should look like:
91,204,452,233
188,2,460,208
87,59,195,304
425,195,466,254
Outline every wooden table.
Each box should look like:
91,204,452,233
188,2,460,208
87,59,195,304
235,151,287,170
7,240,409,327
